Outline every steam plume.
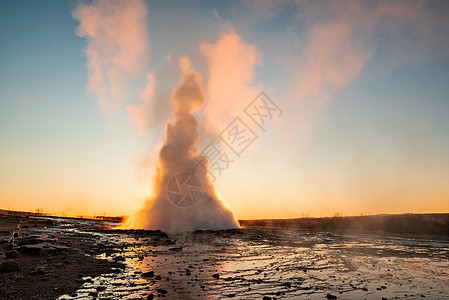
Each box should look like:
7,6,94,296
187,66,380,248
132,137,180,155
136,57,239,233
72,0,149,111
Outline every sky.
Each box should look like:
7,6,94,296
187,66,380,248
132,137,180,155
1,0,448,219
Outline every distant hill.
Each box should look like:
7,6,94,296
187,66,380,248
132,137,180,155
239,213,449,236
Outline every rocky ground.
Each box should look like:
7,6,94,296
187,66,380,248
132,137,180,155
0,215,124,300
1,214,448,300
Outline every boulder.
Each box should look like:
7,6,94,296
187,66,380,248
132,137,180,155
6,250,19,258
142,271,155,278
0,260,20,272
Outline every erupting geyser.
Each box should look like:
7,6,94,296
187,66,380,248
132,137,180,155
136,58,240,233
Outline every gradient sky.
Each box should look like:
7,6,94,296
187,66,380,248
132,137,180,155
1,0,448,219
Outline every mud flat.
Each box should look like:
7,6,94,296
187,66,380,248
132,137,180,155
2,213,449,299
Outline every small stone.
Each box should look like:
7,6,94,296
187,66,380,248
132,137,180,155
6,250,19,258
157,288,168,295
147,294,154,300
28,265,46,275
51,245,71,252
263,297,271,300
169,247,183,252
361,287,368,291
114,255,125,261
212,273,220,279
226,294,235,297
0,260,20,272
142,271,155,277
96,286,106,291
155,275,161,280
326,294,337,300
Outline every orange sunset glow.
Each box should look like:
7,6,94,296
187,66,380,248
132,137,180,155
1,0,448,222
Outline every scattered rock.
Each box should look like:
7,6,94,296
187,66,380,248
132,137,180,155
51,245,71,252
212,273,220,279
142,271,155,278
18,236,56,246
361,287,368,291
169,247,183,252
96,286,106,291
157,288,168,295
226,294,236,297
0,260,20,272
263,297,272,300
147,294,154,300
29,265,46,275
155,275,161,280
18,243,50,255
326,294,337,299
6,250,19,258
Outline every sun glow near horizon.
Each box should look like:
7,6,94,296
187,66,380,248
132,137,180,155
1,0,449,222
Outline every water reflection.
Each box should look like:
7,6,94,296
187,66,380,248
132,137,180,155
49,220,449,299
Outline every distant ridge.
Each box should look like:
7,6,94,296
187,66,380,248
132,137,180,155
239,213,449,236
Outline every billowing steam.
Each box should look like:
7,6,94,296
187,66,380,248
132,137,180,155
73,0,239,233
135,58,239,233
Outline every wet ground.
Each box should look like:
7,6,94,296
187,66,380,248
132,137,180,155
27,218,449,299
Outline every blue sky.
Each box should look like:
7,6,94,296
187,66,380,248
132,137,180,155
1,0,448,218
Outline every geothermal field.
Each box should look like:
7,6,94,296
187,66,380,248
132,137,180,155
2,1,449,299
1,213,448,299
